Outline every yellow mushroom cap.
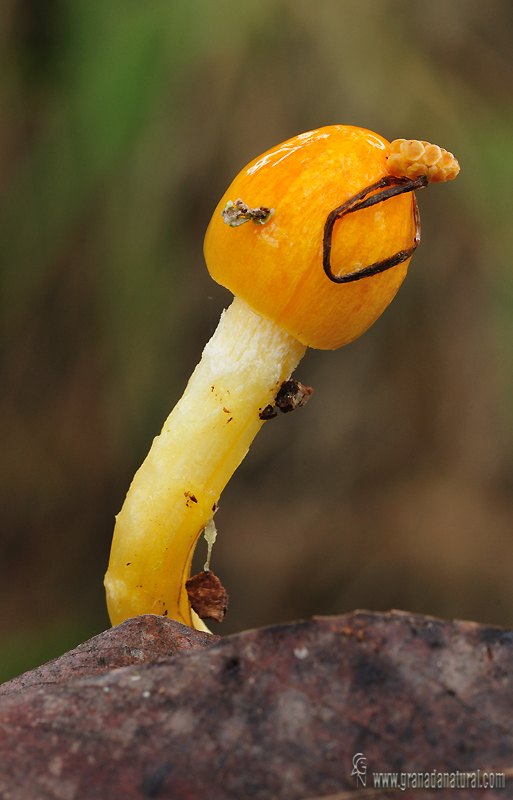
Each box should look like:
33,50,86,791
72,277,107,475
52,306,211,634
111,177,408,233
204,125,417,350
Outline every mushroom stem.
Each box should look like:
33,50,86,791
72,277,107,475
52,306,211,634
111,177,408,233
104,296,306,630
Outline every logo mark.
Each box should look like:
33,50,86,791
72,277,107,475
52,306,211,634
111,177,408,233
351,752,367,787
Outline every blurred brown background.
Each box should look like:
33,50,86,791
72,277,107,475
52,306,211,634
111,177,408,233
2,0,513,681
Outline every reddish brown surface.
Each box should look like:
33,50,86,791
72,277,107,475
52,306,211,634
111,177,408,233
0,611,512,799
0,614,218,697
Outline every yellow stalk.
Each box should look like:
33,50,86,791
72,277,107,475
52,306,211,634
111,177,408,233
105,126,459,631
104,297,306,629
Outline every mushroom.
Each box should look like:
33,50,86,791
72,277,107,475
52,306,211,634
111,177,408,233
104,125,459,631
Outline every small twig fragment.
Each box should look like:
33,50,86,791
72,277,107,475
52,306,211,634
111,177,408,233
185,571,229,623
221,198,274,227
323,175,425,285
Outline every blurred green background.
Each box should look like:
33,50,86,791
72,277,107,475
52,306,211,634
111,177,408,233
2,0,513,682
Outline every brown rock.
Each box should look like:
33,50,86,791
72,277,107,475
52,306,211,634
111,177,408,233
0,614,218,697
0,611,512,799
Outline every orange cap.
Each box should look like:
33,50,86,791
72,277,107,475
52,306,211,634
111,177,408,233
204,125,417,350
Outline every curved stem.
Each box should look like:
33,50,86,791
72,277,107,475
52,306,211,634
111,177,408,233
104,297,306,629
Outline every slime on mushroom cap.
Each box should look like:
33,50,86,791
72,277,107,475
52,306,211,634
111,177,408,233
104,125,459,630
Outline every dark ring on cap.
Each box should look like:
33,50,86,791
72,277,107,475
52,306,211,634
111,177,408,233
323,173,428,283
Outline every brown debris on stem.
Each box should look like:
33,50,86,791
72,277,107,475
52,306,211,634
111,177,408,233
259,379,313,420
275,379,313,413
186,570,229,623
